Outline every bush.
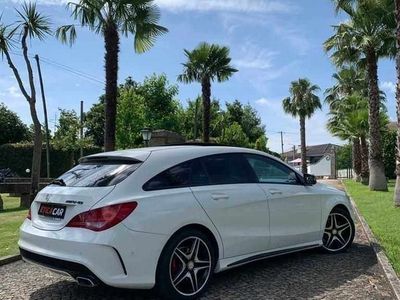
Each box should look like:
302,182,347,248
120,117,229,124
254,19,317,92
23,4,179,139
0,143,101,178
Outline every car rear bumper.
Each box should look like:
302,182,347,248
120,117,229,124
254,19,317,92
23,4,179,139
18,219,168,289
20,247,102,286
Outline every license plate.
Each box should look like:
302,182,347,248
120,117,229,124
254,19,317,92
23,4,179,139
38,204,66,219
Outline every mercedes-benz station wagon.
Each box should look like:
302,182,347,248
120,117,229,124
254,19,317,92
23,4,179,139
19,145,355,299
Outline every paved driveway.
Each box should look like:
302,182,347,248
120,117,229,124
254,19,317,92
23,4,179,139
0,181,395,299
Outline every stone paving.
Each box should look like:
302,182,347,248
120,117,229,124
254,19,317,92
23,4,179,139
0,222,395,300
0,180,396,299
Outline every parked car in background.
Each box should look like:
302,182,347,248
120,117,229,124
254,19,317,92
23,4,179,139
19,145,355,299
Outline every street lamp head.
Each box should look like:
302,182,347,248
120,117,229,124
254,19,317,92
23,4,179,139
141,128,152,142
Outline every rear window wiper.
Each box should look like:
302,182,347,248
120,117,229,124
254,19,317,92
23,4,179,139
50,179,66,186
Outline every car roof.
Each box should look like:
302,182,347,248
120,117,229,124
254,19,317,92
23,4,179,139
86,145,277,162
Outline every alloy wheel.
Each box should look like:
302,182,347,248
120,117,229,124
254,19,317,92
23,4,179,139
322,212,353,252
169,236,212,297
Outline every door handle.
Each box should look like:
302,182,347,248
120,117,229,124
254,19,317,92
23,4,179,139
269,189,283,195
211,193,229,201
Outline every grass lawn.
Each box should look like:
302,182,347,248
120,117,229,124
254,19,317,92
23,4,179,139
343,180,400,275
0,194,27,258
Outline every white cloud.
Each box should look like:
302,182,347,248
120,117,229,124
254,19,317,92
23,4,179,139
234,46,277,70
255,98,270,106
380,81,396,94
6,86,23,99
155,0,294,13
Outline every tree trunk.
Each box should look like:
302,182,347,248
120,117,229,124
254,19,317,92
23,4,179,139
352,138,362,182
366,49,388,191
360,135,369,185
104,22,120,152
21,25,42,204
300,116,307,174
201,77,211,143
29,101,42,205
395,0,400,206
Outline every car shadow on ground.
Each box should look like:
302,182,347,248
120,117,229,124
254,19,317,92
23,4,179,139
29,242,379,300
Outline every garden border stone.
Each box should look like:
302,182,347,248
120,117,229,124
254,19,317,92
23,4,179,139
0,254,20,266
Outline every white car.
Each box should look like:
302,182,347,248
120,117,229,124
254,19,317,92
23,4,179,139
19,145,355,299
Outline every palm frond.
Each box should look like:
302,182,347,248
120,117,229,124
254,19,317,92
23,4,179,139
178,42,237,85
15,2,51,40
55,24,77,46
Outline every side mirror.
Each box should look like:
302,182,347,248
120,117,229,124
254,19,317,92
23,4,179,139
304,174,317,186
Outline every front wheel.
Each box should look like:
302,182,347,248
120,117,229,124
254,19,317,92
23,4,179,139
322,207,355,253
156,229,215,299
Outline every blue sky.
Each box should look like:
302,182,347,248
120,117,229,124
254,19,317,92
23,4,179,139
0,0,396,152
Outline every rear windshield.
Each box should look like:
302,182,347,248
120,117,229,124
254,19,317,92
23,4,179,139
55,161,141,187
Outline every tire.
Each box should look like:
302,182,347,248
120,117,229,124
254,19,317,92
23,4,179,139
321,207,355,253
156,229,216,300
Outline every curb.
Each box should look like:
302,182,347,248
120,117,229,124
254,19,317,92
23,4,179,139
0,254,21,266
342,183,400,300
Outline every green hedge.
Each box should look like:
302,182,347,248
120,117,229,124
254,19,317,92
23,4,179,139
0,143,101,178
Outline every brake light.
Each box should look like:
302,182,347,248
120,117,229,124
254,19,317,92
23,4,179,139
66,202,138,232
27,208,31,220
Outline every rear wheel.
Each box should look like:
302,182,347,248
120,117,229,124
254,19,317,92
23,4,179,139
156,229,215,299
322,207,355,253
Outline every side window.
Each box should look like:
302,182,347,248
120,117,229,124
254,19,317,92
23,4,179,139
245,154,300,185
143,159,209,191
143,162,191,191
201,153,256,185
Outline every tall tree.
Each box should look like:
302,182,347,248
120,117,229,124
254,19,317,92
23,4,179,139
325,66,370,182
395,0,400,206
178,42,238,142
116,74,182,148
57,0,168,151
325,0,395,191
327,93,370,183
0,103,29,145
53,109,90,167
0,3,51,204
85,96,105,147
283,79,321,174
225,100,266,144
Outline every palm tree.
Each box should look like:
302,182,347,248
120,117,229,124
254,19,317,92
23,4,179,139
0,3,50,206
327,93,370,183
57,0,168,151
324,0,395,191
283,79,322,174
325,66,371,183
178,42,238,143
395,0,400,206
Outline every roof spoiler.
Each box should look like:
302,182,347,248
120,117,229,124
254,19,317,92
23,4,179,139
79,156,142,164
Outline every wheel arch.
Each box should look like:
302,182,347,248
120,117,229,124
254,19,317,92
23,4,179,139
331,203,350,214
156,223,222,277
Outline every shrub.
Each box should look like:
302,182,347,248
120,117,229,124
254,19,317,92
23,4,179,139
0,143,101,178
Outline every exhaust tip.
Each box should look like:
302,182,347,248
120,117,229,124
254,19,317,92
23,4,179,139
76,276,97,288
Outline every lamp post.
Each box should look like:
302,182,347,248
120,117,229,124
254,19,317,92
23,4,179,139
141,128,152,147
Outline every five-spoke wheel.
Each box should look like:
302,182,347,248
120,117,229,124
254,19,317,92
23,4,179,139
170,237,212,296
322,207,354,253
157,229,215,299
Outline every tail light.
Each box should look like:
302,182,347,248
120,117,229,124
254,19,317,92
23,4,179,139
27,208,31,220
66,202,138,232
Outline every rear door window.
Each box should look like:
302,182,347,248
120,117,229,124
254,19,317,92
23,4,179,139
200,153,257,185
56,158,141,187
143,159,209,191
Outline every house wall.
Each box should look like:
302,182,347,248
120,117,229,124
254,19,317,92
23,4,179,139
307,154,333,177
